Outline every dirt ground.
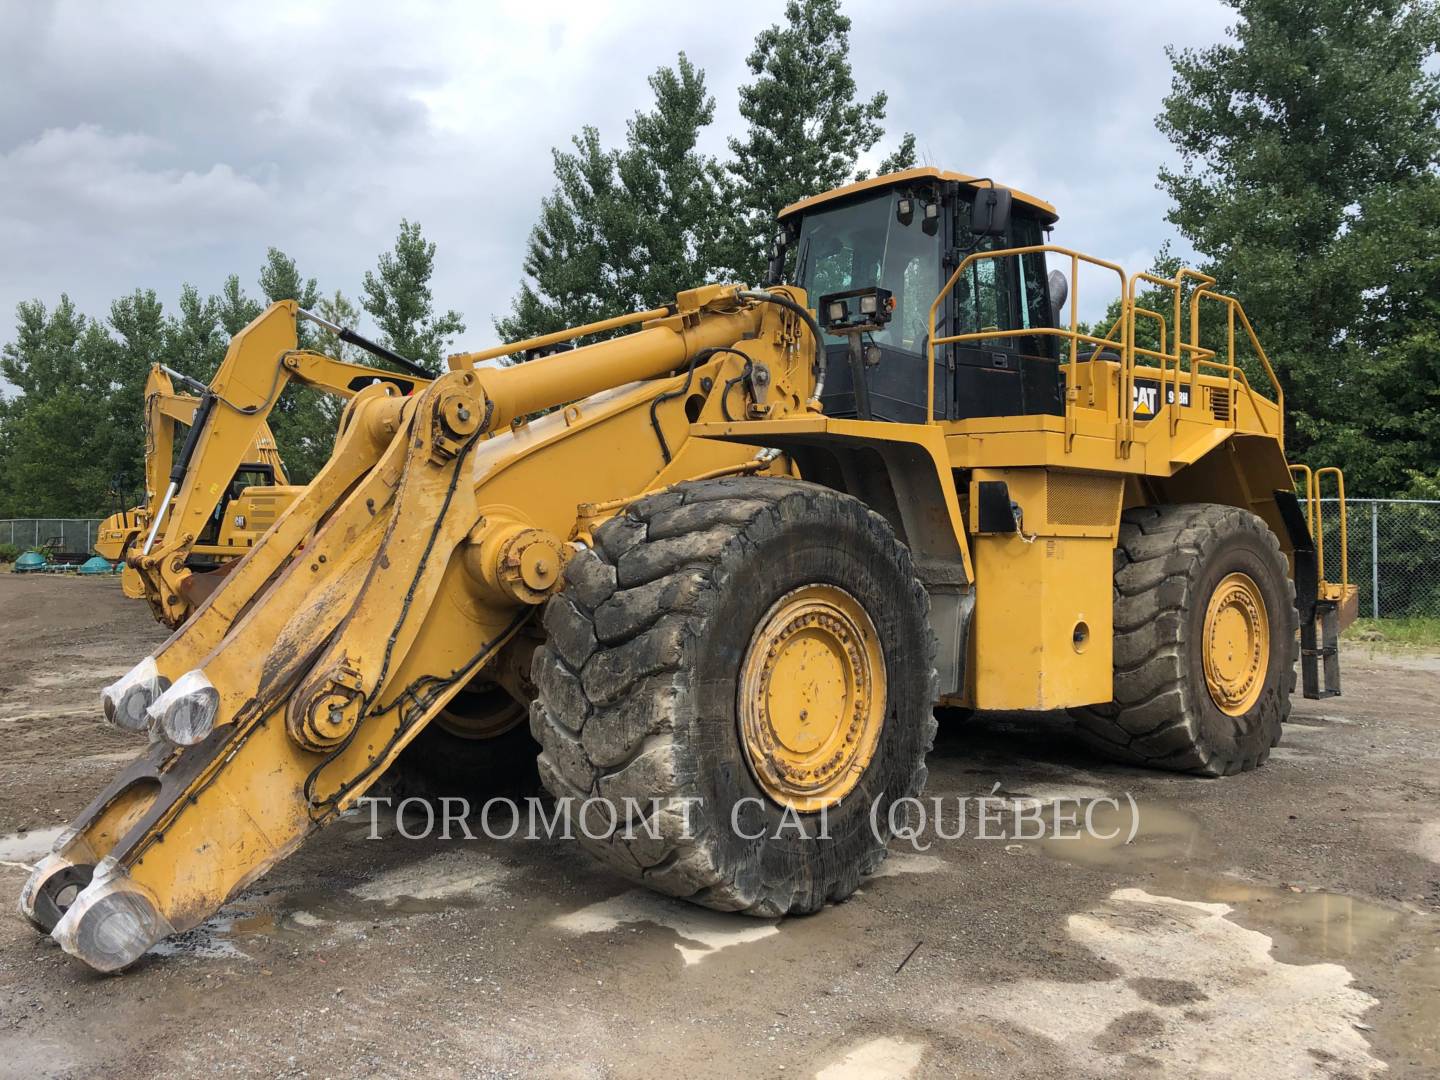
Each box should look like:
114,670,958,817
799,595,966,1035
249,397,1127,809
1,573,1438,1079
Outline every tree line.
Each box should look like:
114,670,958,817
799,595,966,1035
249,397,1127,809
0,0,903,520
2,0,1438,522
0,221,463,515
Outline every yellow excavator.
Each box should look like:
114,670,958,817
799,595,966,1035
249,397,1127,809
94,366,294,606
94,325,431,625
22,167,1355,971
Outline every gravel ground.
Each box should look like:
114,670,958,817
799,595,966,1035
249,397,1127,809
0,573,1437,1079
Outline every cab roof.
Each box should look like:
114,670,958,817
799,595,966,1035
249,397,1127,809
777,166,1059,225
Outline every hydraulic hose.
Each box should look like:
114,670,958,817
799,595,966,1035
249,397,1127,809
142,390,216,556
738,290,828,406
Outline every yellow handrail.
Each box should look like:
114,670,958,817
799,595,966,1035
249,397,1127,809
1187,291,1284,449
923,245,1281,457
1315,467,1348,589
1290,464,1316,540
926,245,1128,426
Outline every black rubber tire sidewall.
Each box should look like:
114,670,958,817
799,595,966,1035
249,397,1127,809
683,495,935,908
1186,525,1292,759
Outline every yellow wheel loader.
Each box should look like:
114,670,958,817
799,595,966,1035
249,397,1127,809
95,322,432,626
21,167,1355,971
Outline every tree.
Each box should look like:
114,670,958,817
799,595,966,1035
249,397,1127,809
311,289,364,363
216,274,263,337
877,132,918,176
496,54,726,347
0,297,116,516
361,220,466,372
163,283,226,382
496,127,629,345
257,248,332,482
1157,0,1440,494
725,0,889,282
613,55,729,315
102,289,167,501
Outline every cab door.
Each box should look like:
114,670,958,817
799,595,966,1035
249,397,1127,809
947,205,1063,421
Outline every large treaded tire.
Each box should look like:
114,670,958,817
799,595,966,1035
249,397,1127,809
1071,503,1297,777
530,476,937,917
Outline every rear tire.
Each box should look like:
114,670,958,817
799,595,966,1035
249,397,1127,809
530,477,937,916
1072,503,1297,776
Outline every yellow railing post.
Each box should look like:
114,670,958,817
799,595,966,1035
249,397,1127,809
1316,467,1348,590
924,247,1282,460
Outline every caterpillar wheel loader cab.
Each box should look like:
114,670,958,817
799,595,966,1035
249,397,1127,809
22,167,1352,972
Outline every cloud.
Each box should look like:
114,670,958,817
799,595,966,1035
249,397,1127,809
0,0,1237,357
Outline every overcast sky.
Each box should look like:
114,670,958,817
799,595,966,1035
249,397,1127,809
0,0,1238,376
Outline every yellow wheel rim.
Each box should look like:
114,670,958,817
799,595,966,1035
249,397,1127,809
1202,572,1270,716
738,584,886,812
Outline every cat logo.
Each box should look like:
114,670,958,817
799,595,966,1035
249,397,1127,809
1132,377,1191,420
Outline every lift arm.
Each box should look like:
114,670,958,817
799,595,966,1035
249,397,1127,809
21,285,815,971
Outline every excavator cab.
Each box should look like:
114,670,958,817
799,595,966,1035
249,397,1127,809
781,168,1062,424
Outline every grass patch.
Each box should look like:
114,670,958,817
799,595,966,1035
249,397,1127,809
1343,617,1440,649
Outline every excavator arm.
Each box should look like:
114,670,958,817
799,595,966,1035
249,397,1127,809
119,310,431,624
20,284,817,971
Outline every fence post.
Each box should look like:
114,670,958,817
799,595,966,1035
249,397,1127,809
1370,501,1379,619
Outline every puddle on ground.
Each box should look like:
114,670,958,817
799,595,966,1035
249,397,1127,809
148,912,255,960
1030,797,1414,961
0,825,65,865
1021,794,1440,1070
1035,799,1206,867
554,889,779,966
1199,880,1406,963
966,888,1386,1076
133,848,519,962
812,1035,926,1079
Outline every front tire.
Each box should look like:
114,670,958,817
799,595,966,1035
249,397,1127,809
1072,503,1297,776
530,477,937,916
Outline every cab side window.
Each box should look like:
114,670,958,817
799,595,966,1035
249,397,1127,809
1012,218,1056,360
952,199,1012,337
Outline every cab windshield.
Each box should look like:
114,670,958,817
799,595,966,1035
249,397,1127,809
794,191,941,354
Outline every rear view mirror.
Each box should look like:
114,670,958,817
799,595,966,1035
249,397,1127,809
1047,269,1069,319
970,186,1013,237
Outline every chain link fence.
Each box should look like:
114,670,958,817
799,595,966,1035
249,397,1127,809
3,501,1438,616
0,518,103,555
1314,498,1440,620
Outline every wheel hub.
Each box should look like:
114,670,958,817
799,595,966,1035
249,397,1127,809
435,681,526,740
738,585,886,811
1202,571,1269,716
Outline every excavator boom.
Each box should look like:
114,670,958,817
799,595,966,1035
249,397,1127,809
100,320,432,624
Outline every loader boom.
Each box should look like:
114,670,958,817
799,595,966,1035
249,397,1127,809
22,286,808,970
